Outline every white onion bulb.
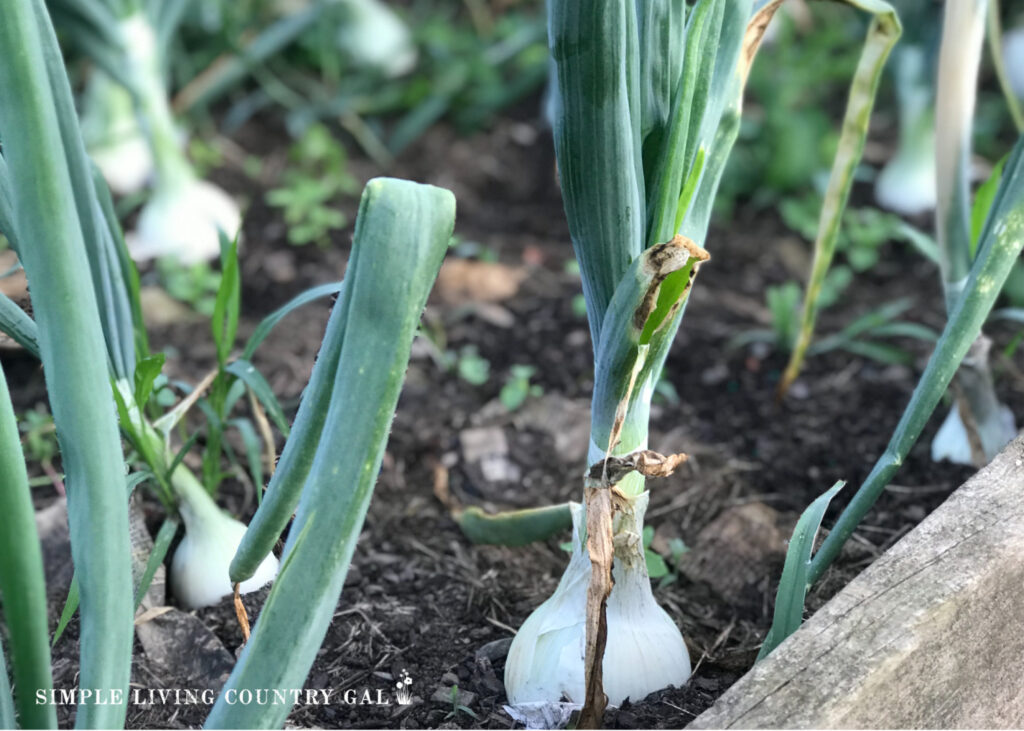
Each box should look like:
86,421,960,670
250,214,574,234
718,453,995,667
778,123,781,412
128,179,241,264
875,46,937,216
1003,28,1024,101
170,470,278,610
117,12,241,264
504,494,690,708
930,401,1016,466
337,0,417,78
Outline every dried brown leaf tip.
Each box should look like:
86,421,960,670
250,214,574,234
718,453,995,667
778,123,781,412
633,449,689,478
233,583,251,644
634,236,710,333
586,449,689,488
740,0,784,83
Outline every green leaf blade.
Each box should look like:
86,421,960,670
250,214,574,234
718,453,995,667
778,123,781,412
208,178,455,730
0,2,134,726
549,0,645,345
758,480,844,662
0,361,56,728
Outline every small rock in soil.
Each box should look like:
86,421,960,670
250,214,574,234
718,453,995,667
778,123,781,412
472,656,504,694
475,637,512,663
680,502,790,608
512,393,591,460
460,426,522,482
700,362,729,386
140,286,200,326
262,250,297,283
460,427,508,463
435,259,527,305
0,250,28,300
135,608,235,690
469,302,516,328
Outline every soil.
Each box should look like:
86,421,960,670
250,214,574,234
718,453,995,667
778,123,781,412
10,99,1024,730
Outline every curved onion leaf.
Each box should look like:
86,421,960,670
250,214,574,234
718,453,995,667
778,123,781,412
774,0,902,394
757,480,844,661
209,178,455,730
0,2,134,726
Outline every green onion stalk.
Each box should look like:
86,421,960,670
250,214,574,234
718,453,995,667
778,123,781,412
0,358,56,729
0,1,135,724
931,0,1016,466
208,178,455,729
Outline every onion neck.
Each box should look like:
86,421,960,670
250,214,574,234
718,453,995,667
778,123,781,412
119,13,194,193
169,465,224,534
588,376,653,499
113,378,219,522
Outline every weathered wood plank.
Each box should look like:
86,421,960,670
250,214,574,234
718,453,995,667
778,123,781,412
691,436,1024,729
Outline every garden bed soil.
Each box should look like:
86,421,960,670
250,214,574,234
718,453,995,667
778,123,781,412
12,103,1022,729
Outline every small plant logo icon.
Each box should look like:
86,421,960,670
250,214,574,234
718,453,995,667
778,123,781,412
394,669,413,705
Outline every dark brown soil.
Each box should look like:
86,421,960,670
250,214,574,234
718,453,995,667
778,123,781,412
14,100,1024,729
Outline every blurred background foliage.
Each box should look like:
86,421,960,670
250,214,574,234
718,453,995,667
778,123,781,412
46,0,1024,357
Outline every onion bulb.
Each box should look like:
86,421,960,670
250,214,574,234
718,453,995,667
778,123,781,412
930,337,1017,466
127,178,241,264
337,0,417,78
930,401,1016,467
170,469,278,610
504,493,690,708
875,45,936,217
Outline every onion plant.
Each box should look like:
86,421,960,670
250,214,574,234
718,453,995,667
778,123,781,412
782,0,1018,467
929,0,1016,465
335,0,417,78
172,0,416,117
492,0,900,718
80,71,153,196
208,178,454,730
0,1,455,727
873,1,940,216
762,1,1024,659
47,0,241,263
